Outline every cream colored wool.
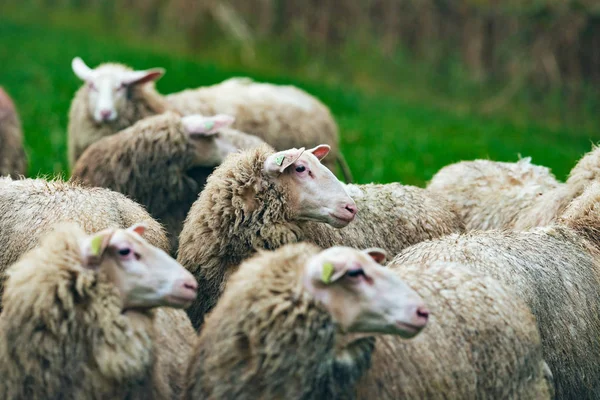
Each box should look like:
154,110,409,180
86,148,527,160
0,87,27,178
0,224,195,400
395,184,600,399
71,112,265,251
184,242,383,399
354,261,551,399
427,157,560,230
0,177,169,306
178,145,463,329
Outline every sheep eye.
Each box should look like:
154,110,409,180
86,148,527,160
295,165,306,173
88,83,97,91
118,248,131,256
346,269,365,278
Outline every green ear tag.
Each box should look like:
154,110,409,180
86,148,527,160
204,121,215,130
90,235,103,256
321,262,334,284
275,154,285,166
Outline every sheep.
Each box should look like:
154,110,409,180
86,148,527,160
184,242,430,400
427,157,560,230
514,144,600,229
71,111,266,251
0,177,170,304
69,57,352,181
0,86,27,178
0,222,198,400
178,144,464,329
394,183,600,399
352,259,552,399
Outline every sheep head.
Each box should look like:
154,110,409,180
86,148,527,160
303,246,429,338
72,56,164,124
81,223,197,310
263,145,357,228
181,113,238,167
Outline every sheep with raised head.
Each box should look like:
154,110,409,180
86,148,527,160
0,87,27,178
427,157,560,230
0,223,198,400
184,242,429,400
178,144,464,328
68,57,351,181
395,182,600,399
71,111,265,251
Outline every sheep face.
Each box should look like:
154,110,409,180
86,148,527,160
181,114,238,166
264,145,357,228
81,223,198,310
303,246,429,338
72,57,164,124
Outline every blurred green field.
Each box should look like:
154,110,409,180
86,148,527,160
0,16,597,186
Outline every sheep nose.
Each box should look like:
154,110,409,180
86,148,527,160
415,306,430,326
100,109,112,120
344,203,357,216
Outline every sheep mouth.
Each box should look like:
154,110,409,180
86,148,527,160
394,321,425,338
329,213,354,227
165,293,196,308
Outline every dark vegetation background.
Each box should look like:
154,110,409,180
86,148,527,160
1,0,599,185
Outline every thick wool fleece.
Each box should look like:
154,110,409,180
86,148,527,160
0,87,27,177
178,145,464,329
351,261,551,399
184,242,376,400
166,77,350,180
427,158,560,230
396,225,600,399
0,224,195,400
71,112,265,252
0,178,169,306
67,63,169,166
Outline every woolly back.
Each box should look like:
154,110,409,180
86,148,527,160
396,228,600,398
560,181,600,249
178,144,304,327
186,242,338,399
567,145,600,190
0,223,157,400
0,178,169,296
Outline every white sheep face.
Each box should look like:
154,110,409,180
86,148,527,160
264,145,358,228
81,224,198,310
71,57,164,124
303,246,429,338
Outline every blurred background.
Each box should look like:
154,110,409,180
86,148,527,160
1,0,599,185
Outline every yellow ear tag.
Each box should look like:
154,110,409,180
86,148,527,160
321,262,334,284
90,235,103,256
204,121,215,130
275,154,285,166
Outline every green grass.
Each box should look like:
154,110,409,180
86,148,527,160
0,15,598,186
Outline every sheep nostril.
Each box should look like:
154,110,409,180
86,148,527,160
345,204,356,215
416,306,430,321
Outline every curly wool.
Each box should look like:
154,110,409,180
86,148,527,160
0,177,169,306
427,158,560,230
71,112,265,252
0,224,195,400
67,63,169,166
395,223,600,399
0,87,27,178
184,242,376,400
178,145,464,329
352,260,551,399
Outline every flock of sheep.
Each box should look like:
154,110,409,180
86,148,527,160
0,55,598,399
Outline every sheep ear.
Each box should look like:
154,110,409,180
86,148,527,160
362,248,387,265
127,223,147,237
120,68,165,86
72,57,95,82
264,147,305,175
307,144,330,161
81,229,115,267
182,114,235,137
306,257,346,285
